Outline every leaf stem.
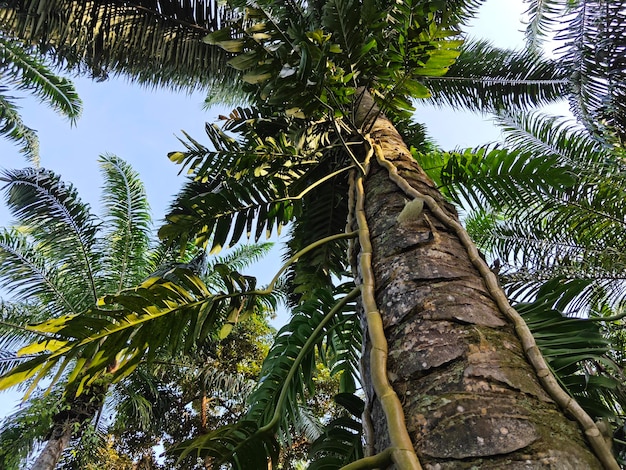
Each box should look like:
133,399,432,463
258,286,361,433
250,230,358,295
340,447,394,470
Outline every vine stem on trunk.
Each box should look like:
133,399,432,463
353,144,423,470
369,137,620,470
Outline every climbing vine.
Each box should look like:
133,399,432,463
350,144,423,469
369,137,619,470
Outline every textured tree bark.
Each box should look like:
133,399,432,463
355,110,604,468
30,422,72,470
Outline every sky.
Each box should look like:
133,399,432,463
0,0,564,424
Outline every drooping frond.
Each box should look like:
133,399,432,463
422,39,568,113
0,90,39,163
520,0,626,142
517,279,626,421
98,154,153,293
0,300,61,363
0,36,82,121
0,0,239,92
522,0,576,51
556,1,626,142
308,393,364,469
161,116,339,253
0,168,101,308
0,265,267,395
173,285,359,467
283,159,351,305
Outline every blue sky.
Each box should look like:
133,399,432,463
0,0,560,428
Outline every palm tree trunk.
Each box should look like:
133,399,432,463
355,105,604,467
30,422,72,470
30,381,108,470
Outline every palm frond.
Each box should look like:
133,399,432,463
0,90,39,163
0,300,52,346
173,419,280,469
308,393,364,470
172,285,359,467
160,120,333,252
98,154,153,293
0,36,82,121
422,39,568,113
204,242,274,290
522,0,575,51
434,144,577,211
556,1,626,142
283,167,350,305
517,279,626,421
444,112,626,311
0,265,265,395
0,0,239,92
493,112,619,172
0,230,81,316
0,167,101,308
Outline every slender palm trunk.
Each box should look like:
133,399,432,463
30,423,72,470
354,106,604,467
30,381,108,470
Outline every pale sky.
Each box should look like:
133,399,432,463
0,0,562,420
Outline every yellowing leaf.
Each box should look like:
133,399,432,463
245,22,268,33
329,44,342,53
168,151,186,163
216,40,245,53
219,323,234,339
286,108,306,119
252,33,272,41
0,366,41,390
27,315,77,334
17,339,67,356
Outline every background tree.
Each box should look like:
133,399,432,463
0,155,313,469
0,155,155,469
0,156,273,469
522,0,626,142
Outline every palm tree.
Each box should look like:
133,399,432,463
430,112,626,310
0,155,283,469
3,1,622,469
0,1,574,108
0,36,81,163
420,110,626,456
0,155,163,469
0,1,240,95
